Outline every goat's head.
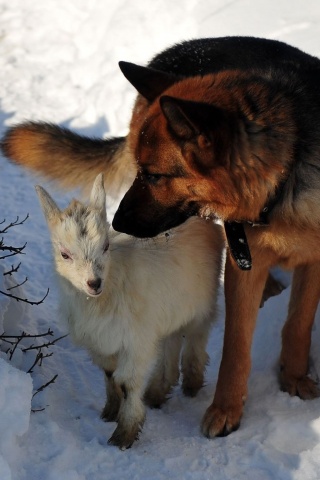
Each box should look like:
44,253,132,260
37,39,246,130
36,173,110,297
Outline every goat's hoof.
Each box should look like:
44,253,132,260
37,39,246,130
107,423,141,450
101,403,119,422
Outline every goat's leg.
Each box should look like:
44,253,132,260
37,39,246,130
108,340,158,449
181,315,213,397
144,332,182,408
100,355,121,422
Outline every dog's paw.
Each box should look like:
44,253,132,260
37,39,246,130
201,403,242,438
107,422,142,450
280,372,320,400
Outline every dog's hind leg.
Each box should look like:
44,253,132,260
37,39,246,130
181,317,212,397
280,262,320,399
144,332,182,408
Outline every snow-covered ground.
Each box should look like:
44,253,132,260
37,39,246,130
1,1,320,479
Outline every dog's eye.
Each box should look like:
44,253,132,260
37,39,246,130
103,241,109,253
144,173,163,185
61,251,71,260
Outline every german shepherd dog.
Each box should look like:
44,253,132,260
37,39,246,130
2,37,320,438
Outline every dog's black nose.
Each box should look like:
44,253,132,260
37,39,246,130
87,278,102,291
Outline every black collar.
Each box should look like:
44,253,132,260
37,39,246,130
224,176,288,270
224,221,253,270
223,175,287,270
224,200,273,271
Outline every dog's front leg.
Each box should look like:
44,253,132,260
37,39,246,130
280,262,320,399
201,251,269,438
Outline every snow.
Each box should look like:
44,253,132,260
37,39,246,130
1,1,320,478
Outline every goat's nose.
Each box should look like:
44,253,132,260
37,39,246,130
87,278,102,291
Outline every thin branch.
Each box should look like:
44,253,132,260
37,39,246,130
3,262,21,276
27,351,43,374
32,374,58,398
7,277,28,291
0,328,54,339
0,337,16,346
0,287,49,305
0,214,59,412
39,352,53,367
0,243,27,259
22,334,68,352
9,336,23,360
0,214,29,234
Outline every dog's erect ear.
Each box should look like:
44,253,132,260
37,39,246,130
90,173,107,219
160,95,225,140
35,185,61,224
119,61,180,102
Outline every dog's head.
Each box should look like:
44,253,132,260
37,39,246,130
113,66,235,237
113,63,290,238
113,95,231,237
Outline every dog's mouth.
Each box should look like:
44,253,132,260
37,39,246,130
113,199,200,238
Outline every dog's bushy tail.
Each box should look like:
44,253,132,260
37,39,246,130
1,122,136,197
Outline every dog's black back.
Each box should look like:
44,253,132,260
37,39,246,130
148,36,320,76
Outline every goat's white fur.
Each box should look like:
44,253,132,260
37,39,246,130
36,173,224,449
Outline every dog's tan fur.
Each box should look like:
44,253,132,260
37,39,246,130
3,123,136,197
111,67,320,437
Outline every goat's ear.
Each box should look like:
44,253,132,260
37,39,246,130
90,173,106,217
119,61,179,102
35,185,61,224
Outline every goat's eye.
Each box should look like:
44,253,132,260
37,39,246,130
61,251,70,260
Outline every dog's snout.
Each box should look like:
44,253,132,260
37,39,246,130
87,278,102,291
112,202,132,233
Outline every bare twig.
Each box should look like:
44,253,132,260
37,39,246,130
27,351,44,374
3,262,21,276
7,277,28,291
0,328,54,339
22,334,68,352
32,374,58,398
8,336,23,361
0,214,29,234
0,214,59,411
0,287,49,305
0,244,26,260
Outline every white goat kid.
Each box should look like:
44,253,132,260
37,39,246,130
36,174,224,449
